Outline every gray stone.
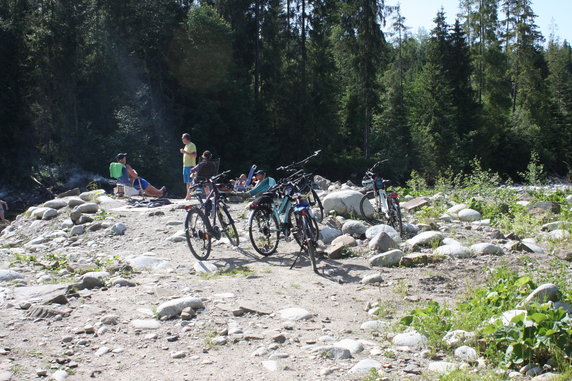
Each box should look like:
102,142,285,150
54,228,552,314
541,221,572,231
325,242,346,259
167,230,186,242
443,330,475,348
523,283,560,305
70,225,85,236
0,371,14,381
406,231,444,248
314,175,332,191
470,242,503,256
100,314,120,325
43,199,68,209
520,242,544,254
69,210,82,223
392,331,427,348
454,346,478,362
341,220,368,237
67,197,85,208
365,224,401,243
61,219,74,229
74,203,99,214
458,209,482,222
528,201,560,214
360,273,384,285
543,229,570,240
41,208,58,220
52,369,69,381
368,232,398,252
360,321,386,330
278,307,312,320
77,215,94,224
401,197,430,212
110,277,136,287
30,207,51,219
0,270,23,282
369,249,404,267
156,296,205,319
318,227,342,244
111,223,127,235
348,359,381,375
322,347,352,360
79,190,105,201
77,271,110,290
434,245,473,259
13,284,70,305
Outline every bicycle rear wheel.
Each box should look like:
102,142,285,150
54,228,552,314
388,199,403,236
218,205,239,246
359,192,383,224
185,208,212,260
248,207,279,256
290,209,319,249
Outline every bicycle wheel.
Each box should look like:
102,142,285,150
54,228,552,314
290,209,319,249
248,207,280,256
185,208,212,260
359,192,383,224
388,199,403,236
218,205,239,246
308,189,324,223
302,214,319,273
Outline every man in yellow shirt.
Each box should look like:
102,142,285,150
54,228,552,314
180,133,197,200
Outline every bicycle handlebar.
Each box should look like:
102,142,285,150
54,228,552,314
276,150,321,171
190,170,232,189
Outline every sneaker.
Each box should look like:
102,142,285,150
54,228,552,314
160,186,167,198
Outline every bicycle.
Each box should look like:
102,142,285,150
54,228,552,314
248,172,320,271
276,150,324,222
358,160,403,235
184,170,239,260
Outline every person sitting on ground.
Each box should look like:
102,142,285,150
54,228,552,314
115,153,166,198
0,200,9,225
230,173,247,187
247,170,276,196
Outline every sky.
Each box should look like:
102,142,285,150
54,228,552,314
393,0,572,44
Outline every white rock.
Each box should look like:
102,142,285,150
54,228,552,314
434,245,473,259
361,273,384,285
369,249,404,267
428,361,458,374
167,230,186,242
446,204,468,216
67,197,85,208
406,231,444,248
278,307,312,321
70,225,85,236
454,346,478,362
261,360,280,372
194,261,218,273
322,190,365,216
130,319,161,330
52,369,69,381
334,339,364,354
126,255,171,271
365,224,401,243
156,296,204,319
360,321,386,330
458,209,482,222
392,331,427,348
0,270,23,281
348,359,381,375
443,330,475,348
523,283,560,305
95,346,110,356
79,189,105,201
111,223,127,235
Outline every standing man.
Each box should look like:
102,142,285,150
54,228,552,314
180,133,197,200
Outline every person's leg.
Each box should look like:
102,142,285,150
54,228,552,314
183,167,192,200
135,178,165,198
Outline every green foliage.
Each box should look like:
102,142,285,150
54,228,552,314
406,170,428,195
518,151,546,185
401,264,572,371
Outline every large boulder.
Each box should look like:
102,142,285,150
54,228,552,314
313,175,332,191
319,227,342,244
156,296,205,319
322,190,364,217
365,224,401,243
73,203,99,214
42,199,68,209
434,245,473,259
458,209,482,222
341,220,368,237
369,249,404,267
470,243,503,256
79,189,106,201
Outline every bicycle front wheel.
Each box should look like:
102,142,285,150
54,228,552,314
185,208,212,260
359,192,383,224
290,209,319,249
301,214,319,273
248,207,279,256
218,206,239,246
388,199,403,236
308,189,324,223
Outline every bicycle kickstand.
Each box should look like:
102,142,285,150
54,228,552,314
289,251,304,270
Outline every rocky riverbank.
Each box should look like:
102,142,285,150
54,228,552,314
0,181,571,380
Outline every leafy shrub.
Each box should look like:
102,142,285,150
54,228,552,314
518,151,546,185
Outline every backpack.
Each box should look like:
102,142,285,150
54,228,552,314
109,162,125,179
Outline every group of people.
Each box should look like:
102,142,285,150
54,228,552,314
114,133,275,200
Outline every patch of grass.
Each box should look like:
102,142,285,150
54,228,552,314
393,279,409,297
203,331,219,349
290,283,301,289
94,208,117,221
199,266,254,279
438,369,508,381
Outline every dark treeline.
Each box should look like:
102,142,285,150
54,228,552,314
1,0,571,195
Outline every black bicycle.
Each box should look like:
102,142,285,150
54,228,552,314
184,170,239,260
359,160,403,235
276,150,324,222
